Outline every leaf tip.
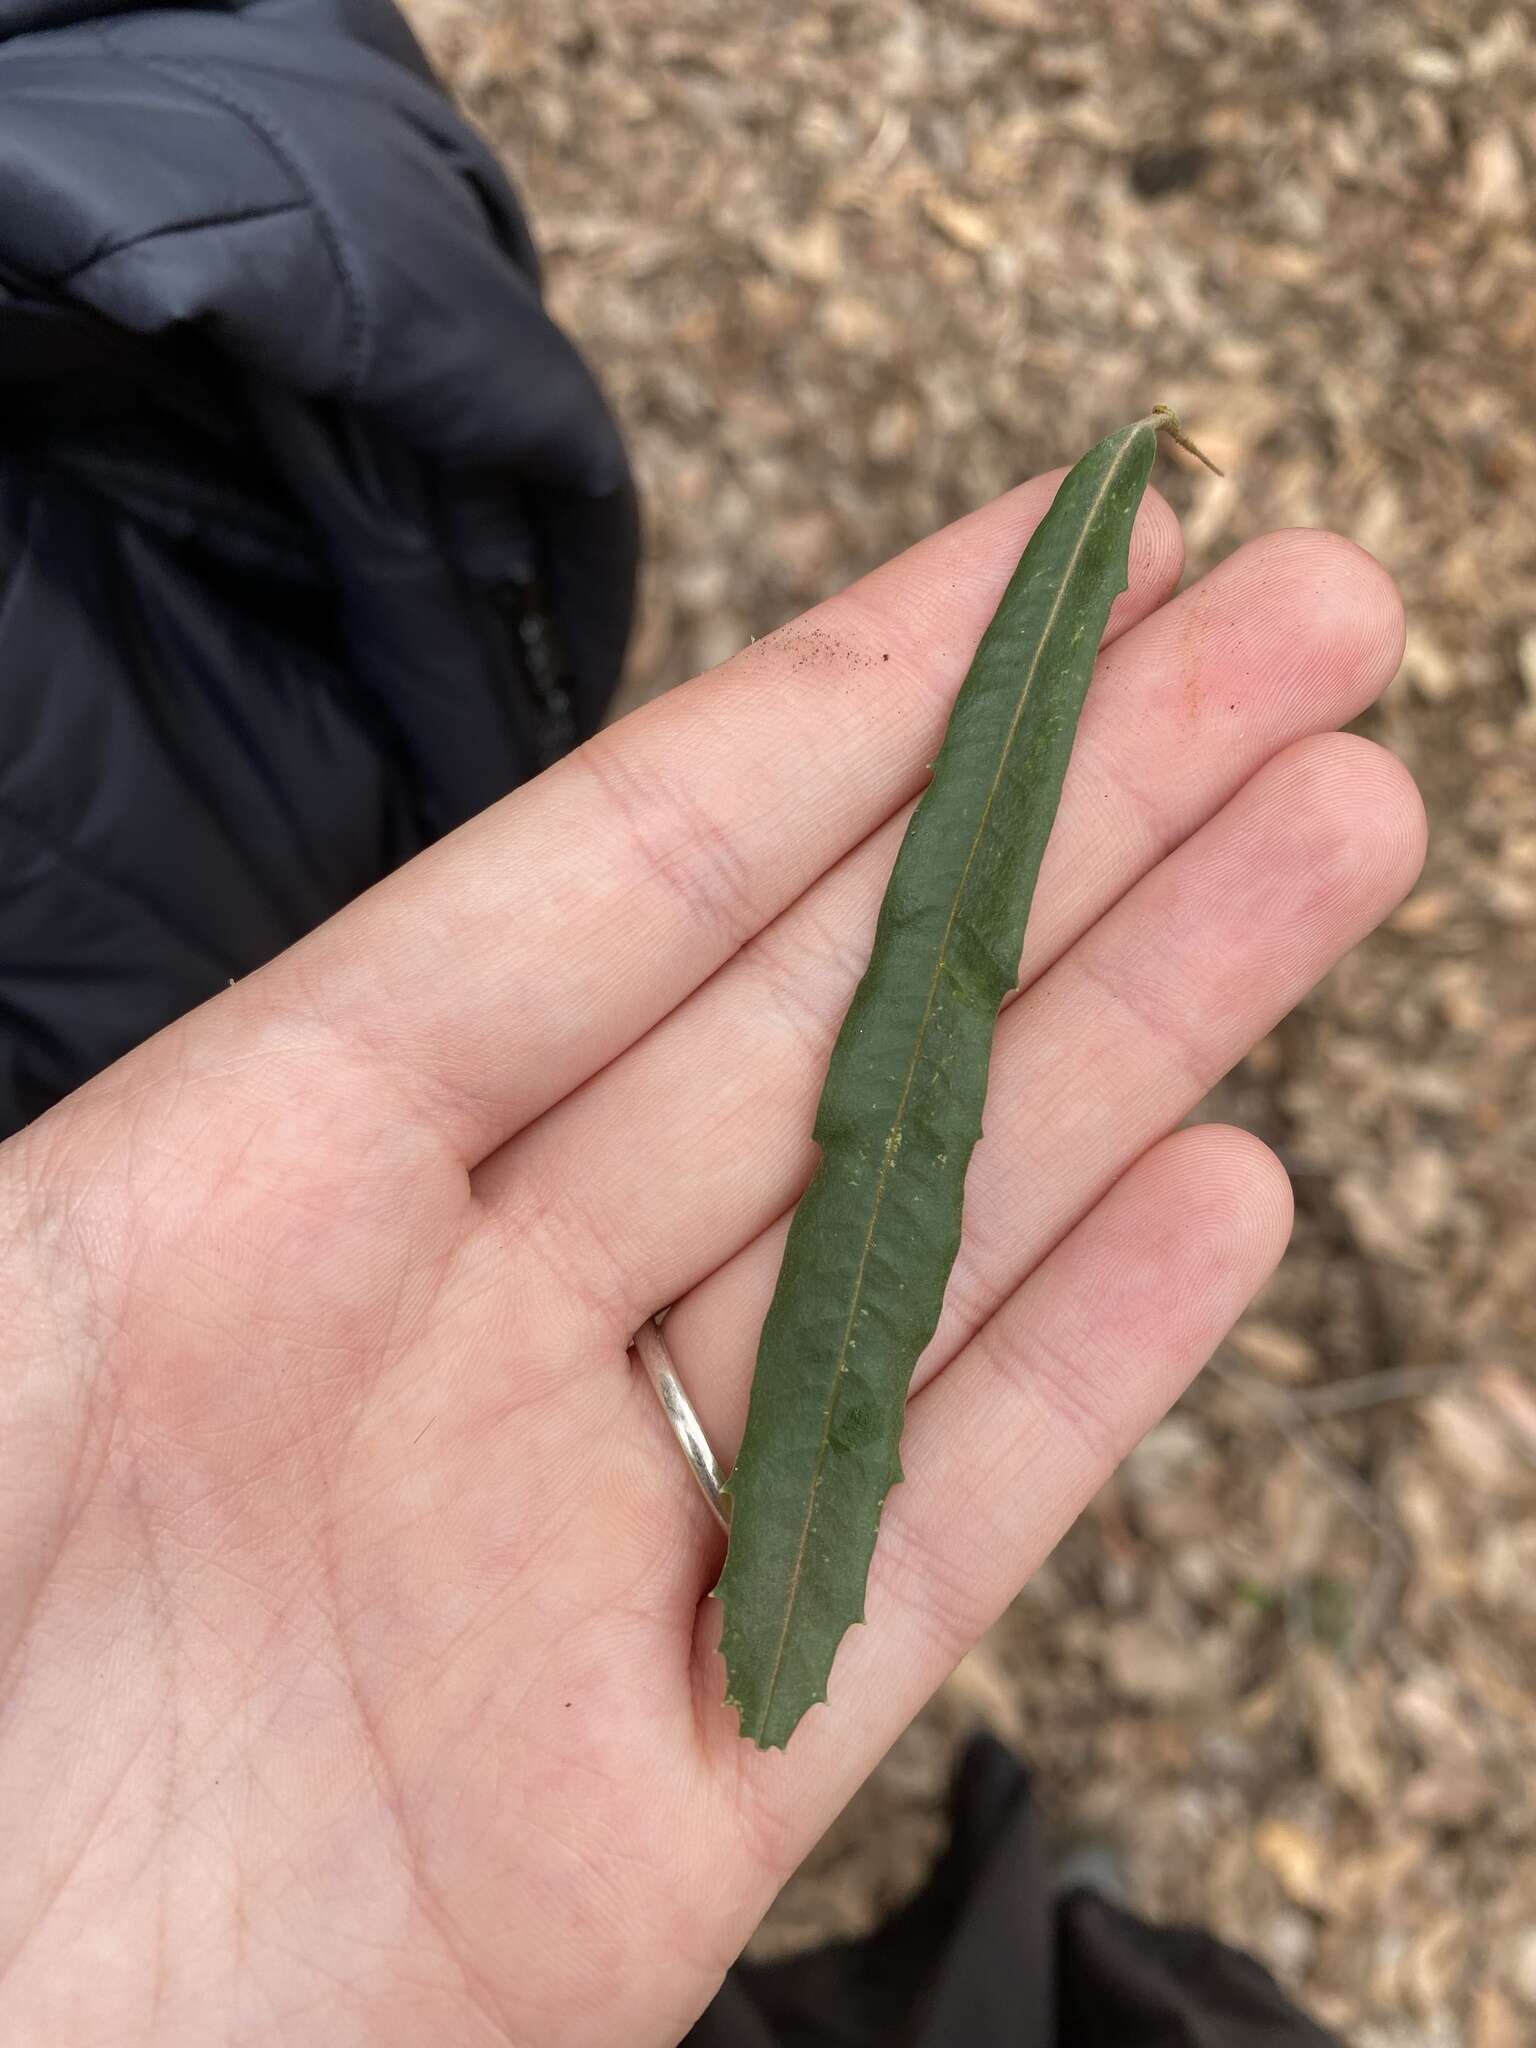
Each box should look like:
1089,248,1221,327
747,1723,790,1754
1147,403,1224,477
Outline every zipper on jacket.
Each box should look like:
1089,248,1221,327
490,571,578,770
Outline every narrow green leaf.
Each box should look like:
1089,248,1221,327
717,413,1172,1749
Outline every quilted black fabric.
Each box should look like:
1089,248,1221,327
0,0,638,1131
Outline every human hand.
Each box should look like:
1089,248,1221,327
0,475,1420,2045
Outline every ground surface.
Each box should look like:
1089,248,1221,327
404,4,1535,2040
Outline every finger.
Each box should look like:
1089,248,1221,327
703,1124,1292,1839
662,730,1425,1457
473,532,1405,1336
181,481,1180,1162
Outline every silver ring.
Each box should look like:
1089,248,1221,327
632,1317,729,1530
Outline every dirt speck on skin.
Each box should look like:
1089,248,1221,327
406,3,1535,2038
743,618,873,677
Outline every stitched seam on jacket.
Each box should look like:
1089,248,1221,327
0,797,244,978
44,448,318,579
92,26,372,394
52,200,309,289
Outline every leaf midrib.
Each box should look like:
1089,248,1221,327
750,433,1142,1736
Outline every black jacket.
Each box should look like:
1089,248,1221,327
0,0,637,1133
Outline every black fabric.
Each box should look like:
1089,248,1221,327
0,0,637,1132
688,1738,1342,2048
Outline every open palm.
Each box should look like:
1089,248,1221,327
0,474,1420,2046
